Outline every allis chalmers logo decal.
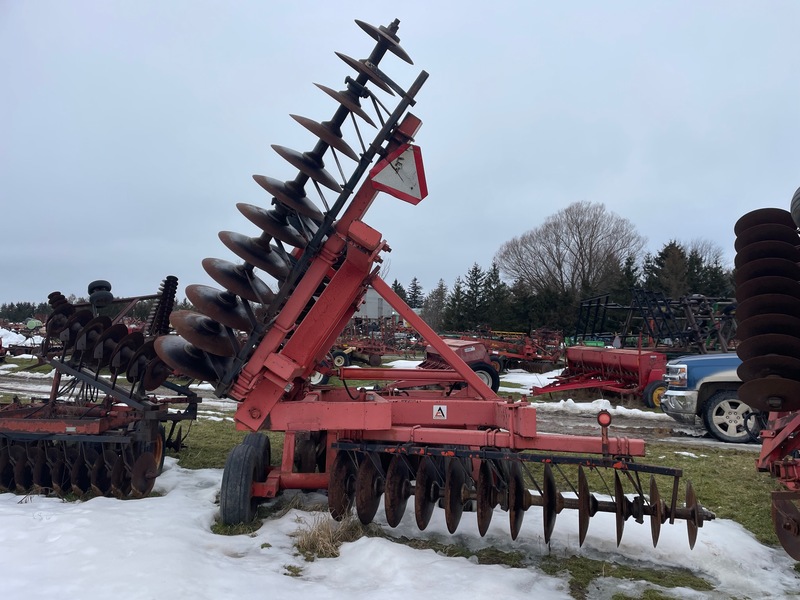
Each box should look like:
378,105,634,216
433,405,447,420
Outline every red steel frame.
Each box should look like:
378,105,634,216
226,116,647,498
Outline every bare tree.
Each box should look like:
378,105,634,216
494,202,646,297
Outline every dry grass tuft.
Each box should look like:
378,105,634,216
293,512,381,560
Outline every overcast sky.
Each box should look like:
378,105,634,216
2,1,800,304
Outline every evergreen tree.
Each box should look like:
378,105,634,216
391,279,408,303
420,279,448,333
462,263,487,330
642,241,689,298
406,277,424,309
442,277,466,331
483,263,512,330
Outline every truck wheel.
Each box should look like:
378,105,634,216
642,380,667,409
331,351,350,368
470,362,500,393
703,391,751,443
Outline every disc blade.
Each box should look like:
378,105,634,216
577,466,596,546
414,456,438,530
237,203,309,248
734,207,795,236
476,460,495,537
216,234,291,284
290,114,359,160
738,377,800,412
186,284,253,331
736,314,800,341
355,453,382,525
170,310,236,358
335,52,395,95
384,455,411,528
543,463,558,543
329,451,357,521
314,83,376,127
737,333,800,362
202,256,278,304
271,145,343,193
772,490,800,560
93,323,130,367
734,240,800,269
154,336,223,384
131,452,157,498
614,471,626,546
737,355,800,382
142,357,172,391
252,175,325,223
444,459,466,534
508,461,525,541
355,20,413,64
686,480,698,549
736,294,800,323
734,222,799,252
649,475,663,547
109,331,144,376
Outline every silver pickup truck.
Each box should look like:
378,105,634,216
661,353,758,443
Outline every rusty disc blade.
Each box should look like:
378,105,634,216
414,456,439,530
737,294,800,323
32,447,52,493
290,115,359,160
237,203,309,248
649,476,663,547
170,311,236,358
508,461,525,541
10,445,32,494
734,222,799,252
734,207,795,236
614,471,627,547
444,459,466,534
216,234,291,284
578,466,597,546
92,323,129,368
45,303,75,337
736,314,800,341
58,309,94,349
543,463,559,544
476,460,495,537
130,452,157,498
737,275,800,304
355,20,413,64
143,357,172,391
738,377,800,412
110,454,132,499
154,336,222,384
203,256,278,303
735,259,800,289
0,445,13,492
737,333,800,362
252,175,325,223
355,453,383,525
772,490,800,560
186,284,252,331
90,449,115,496
50,448,73,497
335,52,395,95
735,240,800,269
384,455,411,528
738,355,800,382
126,339,157,383
271,145,343,193
109,331,144,377
314,83,376,127
328,451,357,521
686,480,699,549
75,315,112,353
71,447,97,496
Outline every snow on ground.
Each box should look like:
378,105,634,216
1,355,798,596
0,456,797,599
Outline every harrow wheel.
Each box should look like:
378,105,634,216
508,461,526,541
220,444,259,525
355,453,384,525
577,466,598,546
130,452,158,499
242,432,271,483
329,451,357,521
384,455,412,528
414,456,441,530
772,490,800,560
444,459,468,534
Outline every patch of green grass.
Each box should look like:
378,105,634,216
283,564,303,577
540,554,713,600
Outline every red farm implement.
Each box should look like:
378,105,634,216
733,200,800,560
0,277,198,498
152,19,713,549
455,328,564,373
532,346,668,408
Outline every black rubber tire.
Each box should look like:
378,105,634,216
220,444,259,525
489,355,505,374
470,361,500,393
154,425,166,475
309,370,330,385
642,380,667,409
87,279,112,295
331,351,350,368
242,432,271,483
703,390,752,443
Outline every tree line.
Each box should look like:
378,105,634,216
392,201,734,335
2,201,734,337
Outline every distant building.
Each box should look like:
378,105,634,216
355,287,421,323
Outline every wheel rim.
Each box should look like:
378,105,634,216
475,369,492,387
652,386,666,408
710,399,749,440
